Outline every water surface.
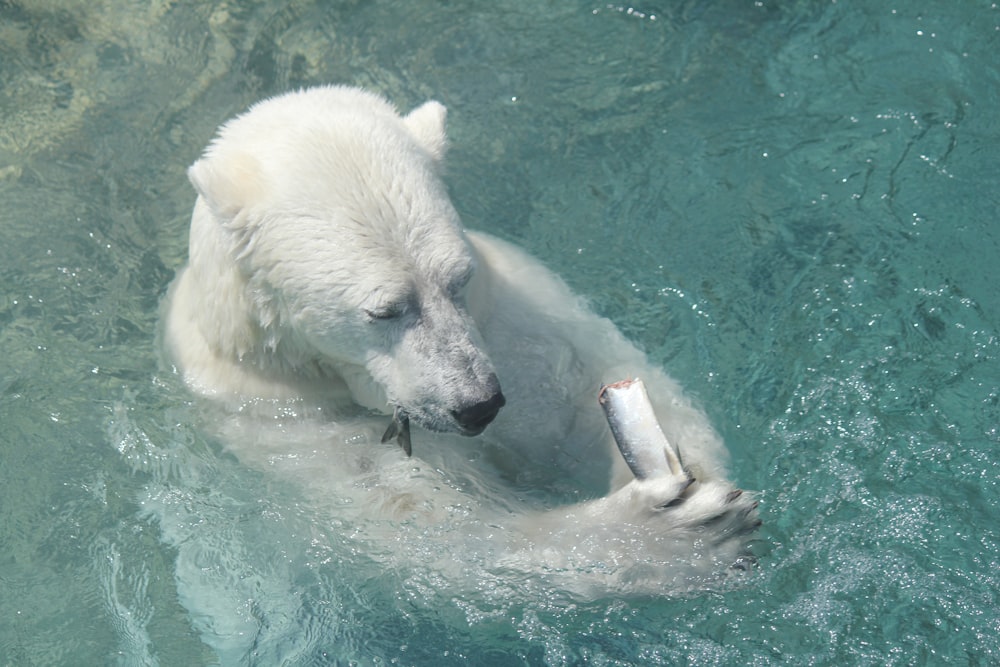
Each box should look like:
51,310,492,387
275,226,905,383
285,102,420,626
1,1,998,664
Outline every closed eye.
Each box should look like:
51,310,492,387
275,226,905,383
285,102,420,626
362,283,415,322
364,305,404,321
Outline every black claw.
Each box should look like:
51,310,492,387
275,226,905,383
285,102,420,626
655,477,698,510
658,496,687,509
725,489,743,504
730,554,758,572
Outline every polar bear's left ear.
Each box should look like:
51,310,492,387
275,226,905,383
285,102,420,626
403,100,448,162
187,152,264,222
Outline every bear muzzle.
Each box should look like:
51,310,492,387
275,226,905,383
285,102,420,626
381,374,505,455
451,385,506,436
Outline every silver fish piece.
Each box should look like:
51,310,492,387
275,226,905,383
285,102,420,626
600,378,761,550
381,406,412,456
598,378,689,481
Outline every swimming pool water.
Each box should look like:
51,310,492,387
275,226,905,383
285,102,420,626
1,1,998,664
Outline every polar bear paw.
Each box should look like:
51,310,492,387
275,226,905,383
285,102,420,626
583,475,761,548
503,377,760,594
517,469,760,597
596,378,761,555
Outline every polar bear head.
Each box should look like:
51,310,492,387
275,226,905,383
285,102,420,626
183,86,505,436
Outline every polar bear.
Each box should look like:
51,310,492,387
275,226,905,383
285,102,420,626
163,85,758,599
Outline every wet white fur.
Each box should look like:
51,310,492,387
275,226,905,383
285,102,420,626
162,86,756,609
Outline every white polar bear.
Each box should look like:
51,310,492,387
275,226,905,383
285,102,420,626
163,85,758,601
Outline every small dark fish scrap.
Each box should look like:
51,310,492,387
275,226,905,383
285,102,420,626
381,406,412,456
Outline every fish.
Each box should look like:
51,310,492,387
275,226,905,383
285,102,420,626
600,378,762,565
598,378,690,482
381,406,412,456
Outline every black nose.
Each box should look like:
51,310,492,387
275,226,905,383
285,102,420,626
452,387,506,435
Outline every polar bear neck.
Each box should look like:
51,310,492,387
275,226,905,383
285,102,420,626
165,201,362,407
165,268,352,405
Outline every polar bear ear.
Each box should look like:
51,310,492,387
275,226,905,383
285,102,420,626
187,153,264,221
403,100,448,162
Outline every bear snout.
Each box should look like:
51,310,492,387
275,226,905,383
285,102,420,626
452,378,505,435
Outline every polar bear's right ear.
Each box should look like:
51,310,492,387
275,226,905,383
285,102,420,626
403,100,448,163
187,153,264,221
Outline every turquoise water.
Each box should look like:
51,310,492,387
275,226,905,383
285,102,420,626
2,1,999,664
